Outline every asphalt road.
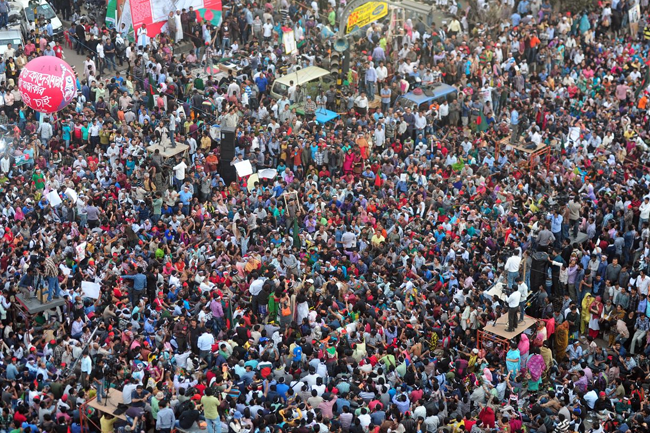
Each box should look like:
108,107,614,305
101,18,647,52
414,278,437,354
58,22,130,81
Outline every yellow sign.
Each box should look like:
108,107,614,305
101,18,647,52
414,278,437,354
346,2,388,33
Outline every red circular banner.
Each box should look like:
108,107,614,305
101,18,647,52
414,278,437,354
18,56,77,114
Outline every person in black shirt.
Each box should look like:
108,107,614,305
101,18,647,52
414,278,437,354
54,416,68,433
178,403,201,429
75,23,86,55
91,358,106,403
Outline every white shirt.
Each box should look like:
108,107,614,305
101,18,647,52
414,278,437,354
89,123,101,137
504,255,522,272
96,43,105,59
122,383,137,403
80,355,92,374
197,332,215,351
517,282,529,301
173,161,188,180
506,290,521,308
636,275,650,296
376,65,388,81
263,22,273,37
354,96,368,108
640,201,650,219
414,113,427,129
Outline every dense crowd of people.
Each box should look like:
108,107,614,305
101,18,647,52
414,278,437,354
2,0,650,433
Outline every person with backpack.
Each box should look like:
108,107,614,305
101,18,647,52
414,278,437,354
202,388,222,433
177,401,202,430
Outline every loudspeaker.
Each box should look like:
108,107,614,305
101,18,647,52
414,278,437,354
218,162,237,186
333,38,349,53
530,251,549,294
218,127,237,185
220,126,236,160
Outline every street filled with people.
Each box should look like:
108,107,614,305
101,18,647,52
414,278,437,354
3,0,650,433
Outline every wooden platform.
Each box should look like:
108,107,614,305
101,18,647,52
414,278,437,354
86,388,126,420
15,294,65,315
499,136,549,154
489,314,537,340
146,143,189,159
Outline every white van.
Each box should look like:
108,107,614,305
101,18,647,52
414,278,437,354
20,0,64,40
0,29,23,56
269,66,335,102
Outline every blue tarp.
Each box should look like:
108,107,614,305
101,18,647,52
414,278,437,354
315,108,339,124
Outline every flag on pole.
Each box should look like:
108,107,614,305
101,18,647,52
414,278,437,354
292,218,301,249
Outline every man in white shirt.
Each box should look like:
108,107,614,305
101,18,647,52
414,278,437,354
172,157,188,190
80,353,92,389
197,330,215,365
262,19,273,41
517,278,529,322
354,93,369,116
414,110,427,136
640,197,650,230
504,250,522,288
636,270,650,296
506,288,521,332
89,119,101,149
122,378,138,403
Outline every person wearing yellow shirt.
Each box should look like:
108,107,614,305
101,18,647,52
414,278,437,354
371,232,385,247
201,130,213,151
202,388,222,433
447,18,462,35
100,414,117,433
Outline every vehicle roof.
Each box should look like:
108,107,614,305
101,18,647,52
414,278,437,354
400,83,457,103
0,29,22,38
274,66,330,86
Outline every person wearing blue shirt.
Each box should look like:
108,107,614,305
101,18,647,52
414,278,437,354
276,377,289,401
179,186,192,215
517,0,529,15
566,340,583,361
272,182,284,198
22,422,39,433
255,74,268,93
6,359,18,379
392,393,410,413
365,64,378,100
121,268,147,306
511,12,521,27
510,107,520,145
335,395,350,414
143,317,156,334
548,210,563,247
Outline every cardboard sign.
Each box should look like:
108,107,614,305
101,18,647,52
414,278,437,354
81,281,101,299
234,160,253,177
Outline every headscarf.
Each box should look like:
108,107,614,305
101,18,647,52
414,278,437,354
518,333,530,355
483,367,493,384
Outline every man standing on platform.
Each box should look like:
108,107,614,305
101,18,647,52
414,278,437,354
506,287,521,332
517,277,529,323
